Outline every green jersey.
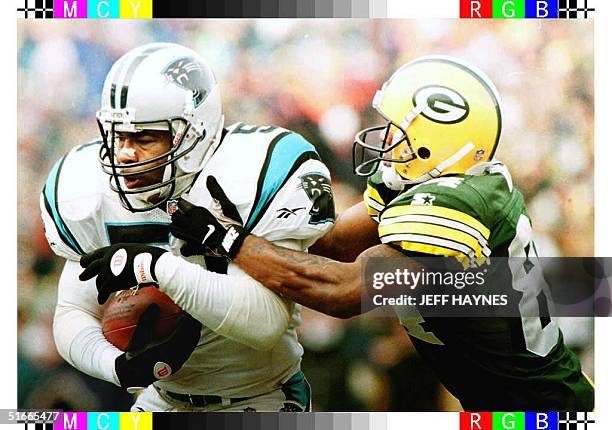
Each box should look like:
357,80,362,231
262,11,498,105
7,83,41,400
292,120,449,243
365,163,594,411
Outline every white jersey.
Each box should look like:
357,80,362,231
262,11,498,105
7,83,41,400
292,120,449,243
40,122,335,397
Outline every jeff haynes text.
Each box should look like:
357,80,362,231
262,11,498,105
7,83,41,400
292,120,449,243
372,294,509,307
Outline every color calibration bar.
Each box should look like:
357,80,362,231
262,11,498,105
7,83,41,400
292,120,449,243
16,0,596,19
0,411,596,430
17,0,388,19
0,412,387,430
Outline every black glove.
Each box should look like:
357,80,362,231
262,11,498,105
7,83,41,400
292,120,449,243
79,243,168,304
170,176,248,259
114,302,202,390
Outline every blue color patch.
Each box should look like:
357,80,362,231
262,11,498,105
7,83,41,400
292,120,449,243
525,412,558,430
246,133,317,230
525,0,558,18
44,157,84,255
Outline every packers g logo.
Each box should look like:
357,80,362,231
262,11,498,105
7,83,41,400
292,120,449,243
413,85,469,124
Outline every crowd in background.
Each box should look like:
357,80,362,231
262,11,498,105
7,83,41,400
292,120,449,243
17,19,594,411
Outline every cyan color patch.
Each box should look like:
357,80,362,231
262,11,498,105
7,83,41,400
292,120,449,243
88,0,120,18
88,412,120,430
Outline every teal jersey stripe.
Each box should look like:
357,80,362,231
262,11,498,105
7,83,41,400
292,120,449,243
43,156,84,255
246,133,319,231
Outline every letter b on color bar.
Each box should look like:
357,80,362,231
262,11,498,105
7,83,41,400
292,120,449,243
525,0,559,18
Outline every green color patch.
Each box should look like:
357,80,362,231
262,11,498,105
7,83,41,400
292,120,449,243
493,0,525,18
493,412,525,430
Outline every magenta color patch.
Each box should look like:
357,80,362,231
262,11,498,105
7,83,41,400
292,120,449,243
54,412,88,430
54,0,88,18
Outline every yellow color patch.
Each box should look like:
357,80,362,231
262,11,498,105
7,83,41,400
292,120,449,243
119,412,153,430
120,0,153,18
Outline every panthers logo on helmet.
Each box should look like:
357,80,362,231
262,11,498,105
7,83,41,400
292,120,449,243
163,57,211,108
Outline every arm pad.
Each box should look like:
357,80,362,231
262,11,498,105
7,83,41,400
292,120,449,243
53,260,122,385
155,253,293,351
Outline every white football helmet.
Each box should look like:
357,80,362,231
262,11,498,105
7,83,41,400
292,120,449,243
96,42,224,212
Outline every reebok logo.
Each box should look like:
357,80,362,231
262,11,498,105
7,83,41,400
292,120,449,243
277,207,306,219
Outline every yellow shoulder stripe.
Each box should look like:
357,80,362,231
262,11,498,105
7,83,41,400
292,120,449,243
397,241,471,269
381,205,490,239
378,222,487,259
365,185,385,206
367,206,380,218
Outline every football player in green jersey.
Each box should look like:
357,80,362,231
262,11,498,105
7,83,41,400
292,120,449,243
170,56,594,411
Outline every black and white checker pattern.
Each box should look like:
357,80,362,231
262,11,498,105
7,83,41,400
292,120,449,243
18,423,53,430
559,412,595,430
559,0,595,19
16,0,54,19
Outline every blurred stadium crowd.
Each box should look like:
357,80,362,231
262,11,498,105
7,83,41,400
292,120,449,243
17,19,593,411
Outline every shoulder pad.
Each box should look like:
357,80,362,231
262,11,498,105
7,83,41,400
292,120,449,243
379,175,493,268
364,171,403,222
40,141,106,259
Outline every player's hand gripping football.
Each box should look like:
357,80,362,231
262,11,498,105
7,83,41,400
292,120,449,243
170,176,248,259
79,243,168,304
114,303,202,391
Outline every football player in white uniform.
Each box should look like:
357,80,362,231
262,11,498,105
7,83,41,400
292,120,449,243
40,43,335,412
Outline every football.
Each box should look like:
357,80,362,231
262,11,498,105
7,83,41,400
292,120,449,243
102,286,185,351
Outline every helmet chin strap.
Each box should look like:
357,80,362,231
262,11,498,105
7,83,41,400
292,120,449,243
382,141,476,190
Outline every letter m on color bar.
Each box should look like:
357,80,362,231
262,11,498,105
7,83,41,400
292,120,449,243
460,412,493,430
460,0,493,18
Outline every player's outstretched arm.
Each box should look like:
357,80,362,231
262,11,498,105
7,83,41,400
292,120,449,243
235,238,404,318
308,201,380,262
169,175,407,318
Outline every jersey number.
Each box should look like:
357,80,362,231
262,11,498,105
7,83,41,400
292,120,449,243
509,214,559,357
